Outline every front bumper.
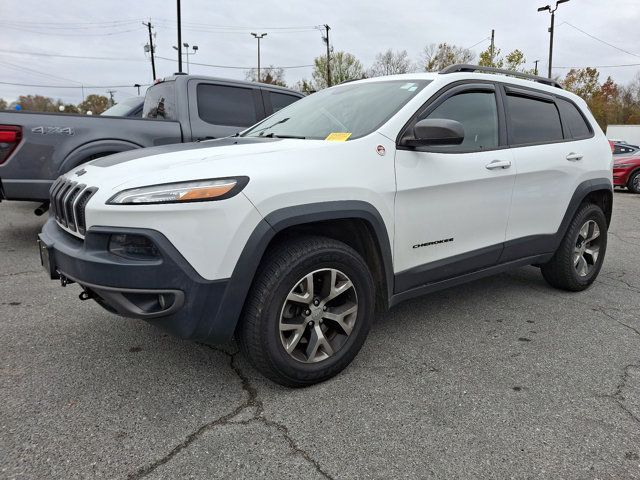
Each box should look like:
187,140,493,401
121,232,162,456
613,167,633,186
38,218,232,343
0,178,54,201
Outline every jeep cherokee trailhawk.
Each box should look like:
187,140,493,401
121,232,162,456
38,65,613,386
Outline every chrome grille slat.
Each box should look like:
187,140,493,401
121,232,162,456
49,177,98,239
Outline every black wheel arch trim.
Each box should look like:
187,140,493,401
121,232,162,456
201,201,394,343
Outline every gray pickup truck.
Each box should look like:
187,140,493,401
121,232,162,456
0,74,303,212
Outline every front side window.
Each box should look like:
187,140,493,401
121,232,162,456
197,84,258,127
242,80,431,140
507,94,563,145
423,91,499,151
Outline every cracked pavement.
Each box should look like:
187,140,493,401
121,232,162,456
2,191,640,479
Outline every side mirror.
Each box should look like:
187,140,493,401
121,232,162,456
404,118,465,147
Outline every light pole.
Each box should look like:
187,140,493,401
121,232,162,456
251,32,267,82
173,43,198,73
538,0,570,78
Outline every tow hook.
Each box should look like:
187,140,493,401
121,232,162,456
79,290,93,301
59,273,74,287
34,201,49,216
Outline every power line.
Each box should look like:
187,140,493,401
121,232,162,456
155,55,313,70
555,63,640,69
0,59,82,85
0,25,141,36
559,22,640,60
0,80,150,89
0,49,144,62
466,37,490,50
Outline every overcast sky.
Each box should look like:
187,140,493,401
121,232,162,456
1,0,639,105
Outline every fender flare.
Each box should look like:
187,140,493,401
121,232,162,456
59,139,142,174
200,201,394,343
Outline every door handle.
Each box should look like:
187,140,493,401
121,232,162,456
566,152,583,161
485,160,512,170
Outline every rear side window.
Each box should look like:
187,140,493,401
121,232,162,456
197,84,258,127
507,94,563,145
143,81,177,120
269,91,300,113
557,98,592,139
424,91,499,151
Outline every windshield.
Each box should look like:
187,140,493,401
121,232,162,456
101,97,143,117
241,79,431,140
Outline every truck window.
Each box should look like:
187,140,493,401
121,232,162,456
269,91,300,113
143,82,177,120
197,84,258,127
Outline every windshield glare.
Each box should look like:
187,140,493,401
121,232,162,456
242,79,430,140
101,97,142,116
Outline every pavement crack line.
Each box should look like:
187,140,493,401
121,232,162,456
127,345,335,480
601,363,640,426
0,269,41,278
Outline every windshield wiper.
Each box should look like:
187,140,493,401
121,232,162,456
244,117,290,137
263,133,306,139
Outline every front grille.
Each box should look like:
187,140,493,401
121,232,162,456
50,178,97,238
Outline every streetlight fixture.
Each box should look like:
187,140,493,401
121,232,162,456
251,32,267,82
538,0,570,78
173,43,199,73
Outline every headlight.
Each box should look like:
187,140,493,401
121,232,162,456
107,177,249,205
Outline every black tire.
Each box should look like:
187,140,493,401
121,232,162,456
541,203,607,291
627,170,640,194
236,235,375,387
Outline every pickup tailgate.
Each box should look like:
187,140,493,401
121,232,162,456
0,111,182,202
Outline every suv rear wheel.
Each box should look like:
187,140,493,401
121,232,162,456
237,236,375,387
541,203,608,291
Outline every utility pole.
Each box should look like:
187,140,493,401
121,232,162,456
490,29,495,65
106,90,116,107
142,21,156,80
323,24,331,87
176,0,183,73
534,60,540,75
538,0,570,78
251,33,267,82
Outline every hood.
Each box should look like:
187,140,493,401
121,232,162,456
64,136,342,194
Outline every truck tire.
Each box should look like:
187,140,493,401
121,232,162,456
541,203,607,291
237,235,375,387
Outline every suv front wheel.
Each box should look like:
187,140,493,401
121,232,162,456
541,203,608,291
237,236,375,387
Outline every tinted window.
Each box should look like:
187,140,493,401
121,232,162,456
507,94,563,145
269,91,300,113
557,98,591,139
197,84,257,127
143,81,177,120
424,91,499,150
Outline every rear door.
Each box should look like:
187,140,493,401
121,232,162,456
188,81,265,141
501,86,595,260
394,82,516,292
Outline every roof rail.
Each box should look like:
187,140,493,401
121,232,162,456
440,64,563,89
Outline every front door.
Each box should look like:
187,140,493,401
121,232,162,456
394,83,515,292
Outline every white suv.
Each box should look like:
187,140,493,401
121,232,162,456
38,65,613,386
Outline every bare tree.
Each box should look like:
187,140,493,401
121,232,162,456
368,49,414,77
312,51,364,89
422,43,475,72
0,98,7,110
245,65,287,87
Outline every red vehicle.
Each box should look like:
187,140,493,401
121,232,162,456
613,152,640,193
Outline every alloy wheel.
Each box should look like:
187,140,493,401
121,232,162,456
574,220,601,277
279,268,358,363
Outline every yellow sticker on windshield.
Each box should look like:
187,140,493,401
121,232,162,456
325,132,352,142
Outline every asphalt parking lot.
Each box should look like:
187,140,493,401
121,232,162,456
1,192,639,480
